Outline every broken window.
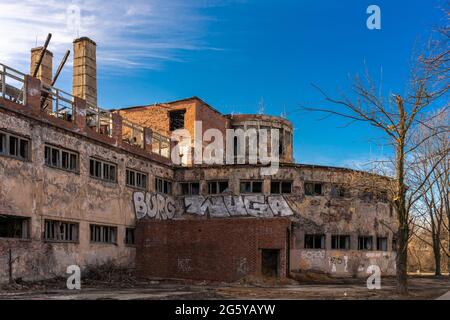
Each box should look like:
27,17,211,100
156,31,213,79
0,215,29,239
169,110,186,131
270,181,292,194
155,177,172,195
304,182,323,196
90,224,117,244
89,158,117,183
180,182,200,195
44,220,78,242
358,236,373,250
331,184,349,198
207,181,229,194
125,228,135,245
44,145,79,173
240,180,263,194
331,235,350,250
126,169,148,190
377,237,388,251
0,130,30,161
304,234,325,249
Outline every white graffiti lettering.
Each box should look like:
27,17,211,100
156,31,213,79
133,192,176,220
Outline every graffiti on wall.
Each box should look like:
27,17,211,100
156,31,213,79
133,192,294,219
184,195,294,218
133,192,176,220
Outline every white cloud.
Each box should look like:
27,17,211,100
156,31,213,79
0,0,228,72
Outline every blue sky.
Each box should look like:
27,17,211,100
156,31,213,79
0,0,446,168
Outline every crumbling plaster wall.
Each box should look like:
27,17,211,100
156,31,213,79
174,165,397,276
0,109,174,282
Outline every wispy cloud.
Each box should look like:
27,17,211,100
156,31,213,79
0,0,234,72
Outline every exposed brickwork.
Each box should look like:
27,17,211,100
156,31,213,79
136,218,291,282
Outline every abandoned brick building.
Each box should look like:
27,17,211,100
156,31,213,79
0,37,397,283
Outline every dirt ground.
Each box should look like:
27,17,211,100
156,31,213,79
0,275,449,300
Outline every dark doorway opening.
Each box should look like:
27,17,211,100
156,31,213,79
261,249,279,277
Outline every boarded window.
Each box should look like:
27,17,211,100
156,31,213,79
331,235,350,250
44,220,78,242
89,158,117,183
0,215,29,239
358,236,373,250
169,110,186,131
44,145,78,173
126,169,147,190
305,234,325,249
304,182,323,196
90,224,117,244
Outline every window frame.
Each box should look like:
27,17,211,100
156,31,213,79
0,215,30,240
89,157,118,183
89,224,118,245
304,234,326,249
304,182,323,196
126,168,148,190
155,177,173,195
125,227,136,246
358,235,373,251
240,180,263,194
0,130,30,161
207,180,229,195
331,235,351,250
376,237,388,251
44,144,79,173
169,109,186,131
180,181,200,196
44,219,79,243
270,181,292,194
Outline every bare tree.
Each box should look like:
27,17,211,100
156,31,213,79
410,108,449,275
302,29,449,292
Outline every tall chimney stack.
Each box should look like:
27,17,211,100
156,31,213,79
72,37,97,106
30,47,53,86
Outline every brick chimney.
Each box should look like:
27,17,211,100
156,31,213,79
72,37,97,106
30,47,53,86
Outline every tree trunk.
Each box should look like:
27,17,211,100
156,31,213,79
395,102,408,294
432,235,442,276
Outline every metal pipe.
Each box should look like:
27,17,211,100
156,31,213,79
51,50,70,86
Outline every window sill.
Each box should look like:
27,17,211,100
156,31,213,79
0,237,31,242
44,164,80,175
44,240,79,244
89,176,118,186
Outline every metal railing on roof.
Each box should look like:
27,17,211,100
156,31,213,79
122,119,145,149
0,63,27,106
41,84,75,122
152,131,170,158
86,102,113,137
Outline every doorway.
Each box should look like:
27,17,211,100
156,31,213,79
261,249,280,277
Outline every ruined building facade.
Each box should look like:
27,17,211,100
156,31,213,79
0,37,397,283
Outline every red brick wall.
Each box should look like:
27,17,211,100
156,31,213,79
136,218,291,282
